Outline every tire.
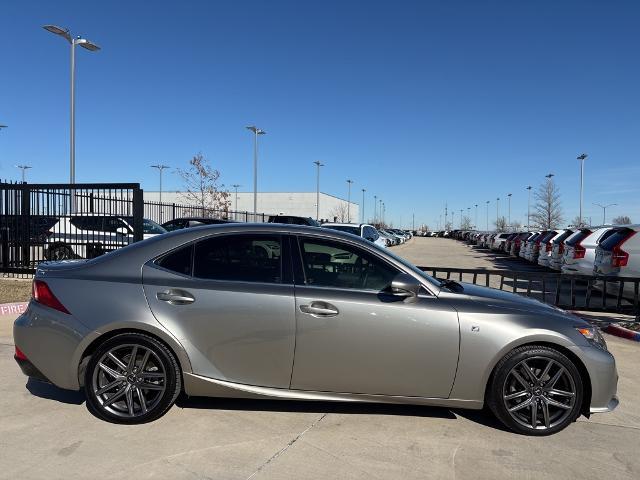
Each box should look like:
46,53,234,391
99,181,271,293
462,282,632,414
487,345,583,436
84,333,182,424
47,244,74,261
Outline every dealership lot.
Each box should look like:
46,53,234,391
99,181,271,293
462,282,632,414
0,237,639,479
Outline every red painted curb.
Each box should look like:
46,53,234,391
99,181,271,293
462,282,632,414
604,323,640,342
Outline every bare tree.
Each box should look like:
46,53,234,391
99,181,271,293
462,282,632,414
511,220,522,232
612,215,632,225
460,216,473,230
494,216,508,232
531,177,564,229
176,153,230,216
328,202,349,222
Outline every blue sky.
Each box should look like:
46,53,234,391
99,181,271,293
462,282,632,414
1,0,639,228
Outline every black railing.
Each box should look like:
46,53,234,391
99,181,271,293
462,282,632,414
143,200,272,224
418,266,640,315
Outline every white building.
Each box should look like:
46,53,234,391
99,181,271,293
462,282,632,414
144,191,360,223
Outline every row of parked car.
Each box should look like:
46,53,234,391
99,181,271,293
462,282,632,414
451,227,640,296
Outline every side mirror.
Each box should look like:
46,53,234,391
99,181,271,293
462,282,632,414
116,226,129,235
390,273,421,302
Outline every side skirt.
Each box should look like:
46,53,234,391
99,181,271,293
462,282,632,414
183,373,483,410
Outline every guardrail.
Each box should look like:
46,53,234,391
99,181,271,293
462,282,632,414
417,266,640,315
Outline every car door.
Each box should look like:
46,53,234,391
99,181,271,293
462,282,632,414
143,232,296,388
290,235,460,398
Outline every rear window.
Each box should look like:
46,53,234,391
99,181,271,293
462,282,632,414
599,228,634,251
552,230,574,244
528,233,541,242
565,230,591,247
539,231,557,243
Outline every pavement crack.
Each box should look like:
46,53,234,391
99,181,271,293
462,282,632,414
246,413,328,480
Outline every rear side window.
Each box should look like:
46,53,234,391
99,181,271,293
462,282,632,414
599,228,634,251
565,230,591,246
553,230,574,244
194,235,282,283
157,245,193,276
325,225,360,236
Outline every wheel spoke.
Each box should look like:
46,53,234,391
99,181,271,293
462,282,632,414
539,360,554,384
96,379,123,396
102,388,127,408
135,387,148,414
125,386,134,416
99,363,124,380
541,399,550,428
508,398,533,412
548,388,575,398
547,367,565,389
139,372,164,379
521,361,538,383
139,382,164,391
107,352,127,372
546,397,571,410
505,390,529,401
530,400,538,428
127,346,139,371
139,350,151,372
511,369,530,389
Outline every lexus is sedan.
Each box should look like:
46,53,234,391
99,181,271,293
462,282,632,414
14,224,618,435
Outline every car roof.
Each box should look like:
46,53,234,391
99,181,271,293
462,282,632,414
323,223,365,227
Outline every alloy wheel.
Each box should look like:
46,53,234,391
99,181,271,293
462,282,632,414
502,356,576,431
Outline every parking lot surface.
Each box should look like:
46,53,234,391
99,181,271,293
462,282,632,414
1,237,639,480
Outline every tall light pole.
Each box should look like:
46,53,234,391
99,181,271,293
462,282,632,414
577,153,588,227
412,212,415,231
474,204,478,230
313,161,324,221
382,202,386,225
496,197,500,228
43,25,100,185
246,126,266,218
593,203,617,225
451,211,455,229
507,193,512,228
460,209,463,228
544,174,555,229
374,195,377,223
231,184,241,216
486,200,490,230
0,125,7,132
361,188,366,223
150,165,170,204
444,202,448,229
379,199,383,225
16,165,32,183
346,179,354,222
526,186,532,230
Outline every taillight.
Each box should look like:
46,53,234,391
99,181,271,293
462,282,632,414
14,346,28,361
545,243,552,252
558,243,565,255
574,245,586,259
612,231,637,268
32,280,70,314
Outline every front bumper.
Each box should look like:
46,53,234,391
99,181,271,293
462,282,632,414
590,395,619,414
571,344,619,414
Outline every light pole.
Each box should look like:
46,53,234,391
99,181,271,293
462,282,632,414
246,126,266,218
451,211,455,229
474,204,478,230
231,184,241,217
382,202,386,225
313,161,324,221
379,199,383,225
467,207,471,228
346,179,354,222
577,154,588,227
15,165,32,183
361,188,366,223
150,165,170,204
460,209,463,228
593,203,616,225
374,195,377,223
496,197,500,229
526,186,532,230
507,193,512,228
486,200,490,230
43,25,100,185
444,202,448,229
412,212,415,231
544,174,555,229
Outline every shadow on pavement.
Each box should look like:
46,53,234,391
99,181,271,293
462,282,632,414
26,378,85,405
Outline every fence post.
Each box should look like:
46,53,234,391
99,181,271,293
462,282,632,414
20,184,30,268
132,186,144,242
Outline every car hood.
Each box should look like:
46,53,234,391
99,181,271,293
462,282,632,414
445,281,589,326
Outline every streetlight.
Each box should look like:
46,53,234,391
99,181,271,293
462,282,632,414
150,164,170,204
577,153,588,226
379,199,383,225
486,200,490,230
507,193,512,228
15,165,32,183
474,204,478,230
0,125,7,131
246,125,266,218
313,161,324,221
496,197,500,228
346,179,354,222
361,188,366,223
593,203,617,225
526,186,532,230
460,209,463,229
43,25,100,185
231,184,241,217
374,195,377,223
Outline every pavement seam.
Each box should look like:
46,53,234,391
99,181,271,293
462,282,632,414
246,412,328,479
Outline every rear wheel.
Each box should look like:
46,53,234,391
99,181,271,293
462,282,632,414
488,345,583,435
84,333,181,424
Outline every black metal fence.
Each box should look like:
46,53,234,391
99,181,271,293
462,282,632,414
144,200,272,224
1,182,143,274
418,266,640,315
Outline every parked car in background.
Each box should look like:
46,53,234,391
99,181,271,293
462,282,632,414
268,215,320,226
561,227,615,276
490,233,510,252
527,231,551,263
547,229,576,270
161,217,233,231
377,229,396,246
593,225,640,297
537,230,564,268
46,215,167,260
510,232,533,257
322,223,387,248
503,233,518,254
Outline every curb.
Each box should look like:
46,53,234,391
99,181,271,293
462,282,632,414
604,323,640,342
0,302,28,316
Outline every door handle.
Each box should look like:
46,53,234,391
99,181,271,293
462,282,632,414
300,301,339,317
156,289,195,305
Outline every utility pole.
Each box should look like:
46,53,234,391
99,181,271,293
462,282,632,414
526,186,532,230
577,153,587,227
361,188,366,223
313,161,324,221
346,179,354,222
246,125,266,218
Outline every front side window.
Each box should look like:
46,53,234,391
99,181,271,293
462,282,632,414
299,238,398,291
194,234,282,283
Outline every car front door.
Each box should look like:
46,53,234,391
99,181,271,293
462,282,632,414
143,232,296,388
290,235,460,398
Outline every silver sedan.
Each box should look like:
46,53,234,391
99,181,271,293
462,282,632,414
13,224,618,435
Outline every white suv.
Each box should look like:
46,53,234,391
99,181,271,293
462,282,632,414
45,215,167,260
322,223,388,248
593,225,640,298
561,227,615,276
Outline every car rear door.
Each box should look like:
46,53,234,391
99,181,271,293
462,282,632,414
142,232,296,389
289,235,460,398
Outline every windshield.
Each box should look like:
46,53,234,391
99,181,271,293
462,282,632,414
143,219,168,234
324,225,360,236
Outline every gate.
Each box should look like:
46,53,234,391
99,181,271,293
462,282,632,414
0,182,143,274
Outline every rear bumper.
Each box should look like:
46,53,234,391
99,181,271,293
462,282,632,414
14,354,50,383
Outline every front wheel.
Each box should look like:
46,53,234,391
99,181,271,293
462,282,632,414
487,345,583,435
84,333,182,424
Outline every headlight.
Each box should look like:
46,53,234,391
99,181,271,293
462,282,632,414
576,326,608,351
